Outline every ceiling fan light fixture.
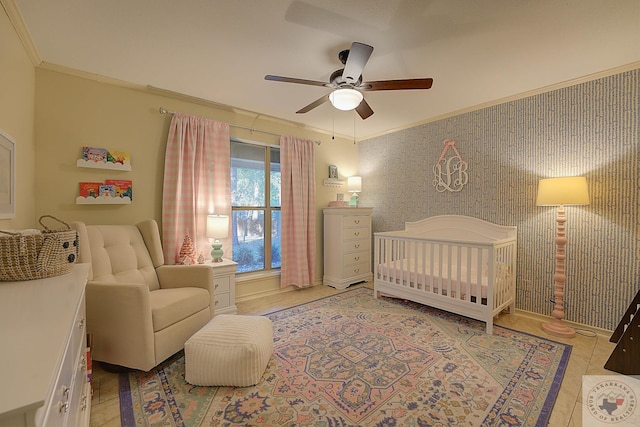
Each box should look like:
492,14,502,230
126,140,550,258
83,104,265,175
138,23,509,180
329,88,363,111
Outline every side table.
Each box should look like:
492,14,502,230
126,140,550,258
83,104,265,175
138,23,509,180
208,258,238,316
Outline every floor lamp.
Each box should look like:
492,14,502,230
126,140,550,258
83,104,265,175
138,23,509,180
536,176,590,338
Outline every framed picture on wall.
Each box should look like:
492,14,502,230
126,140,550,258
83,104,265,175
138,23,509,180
328,164,338,179
0,130,15,219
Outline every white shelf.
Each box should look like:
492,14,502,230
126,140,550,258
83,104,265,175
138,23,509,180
76,158,131,171
323,179,345,187
76,196,131,205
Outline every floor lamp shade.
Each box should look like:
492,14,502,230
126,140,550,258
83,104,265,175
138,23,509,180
536,176,590,206
536,176,589,338
206,215,229,262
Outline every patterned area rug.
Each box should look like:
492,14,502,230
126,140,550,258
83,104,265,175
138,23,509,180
119,287,571,426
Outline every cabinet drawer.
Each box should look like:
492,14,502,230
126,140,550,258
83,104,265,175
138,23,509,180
343,226,368,240
213,276,230,293
342,239,369,253
214,292,230,310
343,251,370,266
342,261,370,278
343,215,369,228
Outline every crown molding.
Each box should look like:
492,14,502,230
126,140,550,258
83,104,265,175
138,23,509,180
1,0,41,66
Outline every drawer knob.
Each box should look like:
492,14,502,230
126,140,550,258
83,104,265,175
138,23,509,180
61,385,70,399
354,256,360,261
354,220,360,224
78,317,85,330
354,232,360,236
58,401,69,414
215,283,219,289
354,244,360,248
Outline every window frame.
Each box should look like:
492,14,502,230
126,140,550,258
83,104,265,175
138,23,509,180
230,137,281,275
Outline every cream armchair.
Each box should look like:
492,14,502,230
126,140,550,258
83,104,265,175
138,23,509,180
71,220,214,371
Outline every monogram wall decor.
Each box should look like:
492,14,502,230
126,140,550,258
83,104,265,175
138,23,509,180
433,139,468,192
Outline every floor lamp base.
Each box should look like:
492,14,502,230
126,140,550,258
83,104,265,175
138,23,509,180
541,319,576,338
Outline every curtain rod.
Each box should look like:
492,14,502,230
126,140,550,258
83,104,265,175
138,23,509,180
159,107,321,145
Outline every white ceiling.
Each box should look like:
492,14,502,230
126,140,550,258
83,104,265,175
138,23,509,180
10,0,640,139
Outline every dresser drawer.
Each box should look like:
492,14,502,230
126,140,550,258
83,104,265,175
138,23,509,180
343,226,369,240
67,347,89,427
42,307,86,426
342,239,370,253
343,251,370,266
343,261,370,278
343,215,369,228
214,292,230,310
214,276,230,294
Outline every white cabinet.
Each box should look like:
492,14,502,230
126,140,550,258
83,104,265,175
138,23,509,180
0,264,90,427
209,259,238,316
323,207,373,289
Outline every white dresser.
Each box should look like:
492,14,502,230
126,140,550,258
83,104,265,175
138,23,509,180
0,264,90,427
323,207,373,289
209,259,238,316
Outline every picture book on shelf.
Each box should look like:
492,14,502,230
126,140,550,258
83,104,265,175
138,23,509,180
82,146,130,167
105,179,133,200
78,182,102,198
99,185,115,197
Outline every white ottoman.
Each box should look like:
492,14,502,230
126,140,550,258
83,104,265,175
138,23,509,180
184,314,273,387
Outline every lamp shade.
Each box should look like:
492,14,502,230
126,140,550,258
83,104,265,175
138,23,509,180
536,176,590,206
329,88,363,111
347,176,362,193
206,214,229,238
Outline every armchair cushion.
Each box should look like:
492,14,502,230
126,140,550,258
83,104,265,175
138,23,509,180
151,287,209,331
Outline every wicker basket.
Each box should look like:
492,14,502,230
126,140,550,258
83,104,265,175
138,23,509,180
0,215,78,281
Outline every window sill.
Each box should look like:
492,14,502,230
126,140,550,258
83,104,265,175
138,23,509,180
235,268,281,284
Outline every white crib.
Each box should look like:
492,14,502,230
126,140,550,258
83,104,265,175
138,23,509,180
373,215,517,334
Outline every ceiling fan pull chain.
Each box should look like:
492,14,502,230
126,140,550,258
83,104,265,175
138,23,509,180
332,107,335,140
353,113,356,144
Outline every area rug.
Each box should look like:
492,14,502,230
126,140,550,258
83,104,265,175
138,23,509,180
119,287,571,426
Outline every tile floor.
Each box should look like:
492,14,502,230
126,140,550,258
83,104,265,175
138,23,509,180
88,282,621,426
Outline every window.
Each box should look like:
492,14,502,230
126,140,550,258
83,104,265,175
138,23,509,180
230,140,280,273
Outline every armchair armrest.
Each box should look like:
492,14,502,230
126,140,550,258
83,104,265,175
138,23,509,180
156,265,215,317
86,281,156,370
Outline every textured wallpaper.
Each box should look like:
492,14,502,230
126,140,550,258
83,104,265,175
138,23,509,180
359,69,639,332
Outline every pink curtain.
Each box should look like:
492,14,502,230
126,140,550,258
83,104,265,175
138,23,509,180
162,113,230,264
280,135,316,288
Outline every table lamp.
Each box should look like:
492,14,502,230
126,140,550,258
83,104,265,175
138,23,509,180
206,214,229,262
348,176,362,207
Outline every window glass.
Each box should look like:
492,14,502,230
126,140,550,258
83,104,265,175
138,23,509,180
230,140,280,274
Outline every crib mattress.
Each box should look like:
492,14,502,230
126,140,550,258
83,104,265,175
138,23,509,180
376,258,489,299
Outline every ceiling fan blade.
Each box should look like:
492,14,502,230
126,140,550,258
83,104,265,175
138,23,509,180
355,98,374,120
265,75,328,87
342,42,373,84
296,94,330,114
360,78,433,91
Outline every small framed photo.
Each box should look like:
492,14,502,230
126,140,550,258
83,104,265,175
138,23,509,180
328,164,338,179
0,129,15,219
336,193,344,201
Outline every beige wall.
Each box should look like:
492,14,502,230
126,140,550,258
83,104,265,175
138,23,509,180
33,68,358,300
0,6,36,229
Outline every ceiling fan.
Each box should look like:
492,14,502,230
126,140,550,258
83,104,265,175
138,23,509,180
265,42,433,120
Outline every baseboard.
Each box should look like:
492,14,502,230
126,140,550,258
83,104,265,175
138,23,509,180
514,308,613,338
